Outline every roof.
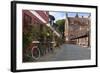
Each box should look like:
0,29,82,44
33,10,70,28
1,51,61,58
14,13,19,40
68,17,90,26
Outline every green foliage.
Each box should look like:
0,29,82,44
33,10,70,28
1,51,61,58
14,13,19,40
23,25,40,49
56,19,65,33
41,27,53,38
23,32,32,49
56,19,65,26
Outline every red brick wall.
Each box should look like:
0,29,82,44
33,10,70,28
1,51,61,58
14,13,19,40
22,10,49,26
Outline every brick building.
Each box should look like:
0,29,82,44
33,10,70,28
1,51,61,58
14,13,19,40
64,14,91,47
22,10,49,33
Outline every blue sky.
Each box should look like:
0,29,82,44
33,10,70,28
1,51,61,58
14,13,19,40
49,12,90,22
68,12,90,17
49,12,66,22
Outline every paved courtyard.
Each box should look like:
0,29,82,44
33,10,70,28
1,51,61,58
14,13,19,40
35,44,91,62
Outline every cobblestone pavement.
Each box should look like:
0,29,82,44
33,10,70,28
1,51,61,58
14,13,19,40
35,44,90,62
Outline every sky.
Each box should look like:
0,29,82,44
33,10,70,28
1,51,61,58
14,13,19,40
49,12,66,22
49,11,90,22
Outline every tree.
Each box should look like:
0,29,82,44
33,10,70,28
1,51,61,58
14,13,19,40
56,19,65,35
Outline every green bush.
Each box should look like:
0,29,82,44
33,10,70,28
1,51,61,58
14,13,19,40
23,25,40,49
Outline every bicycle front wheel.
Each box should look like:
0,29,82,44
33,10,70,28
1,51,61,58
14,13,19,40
31,47,40,60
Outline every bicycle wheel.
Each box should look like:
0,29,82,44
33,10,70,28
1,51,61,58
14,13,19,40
31,46,40,60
